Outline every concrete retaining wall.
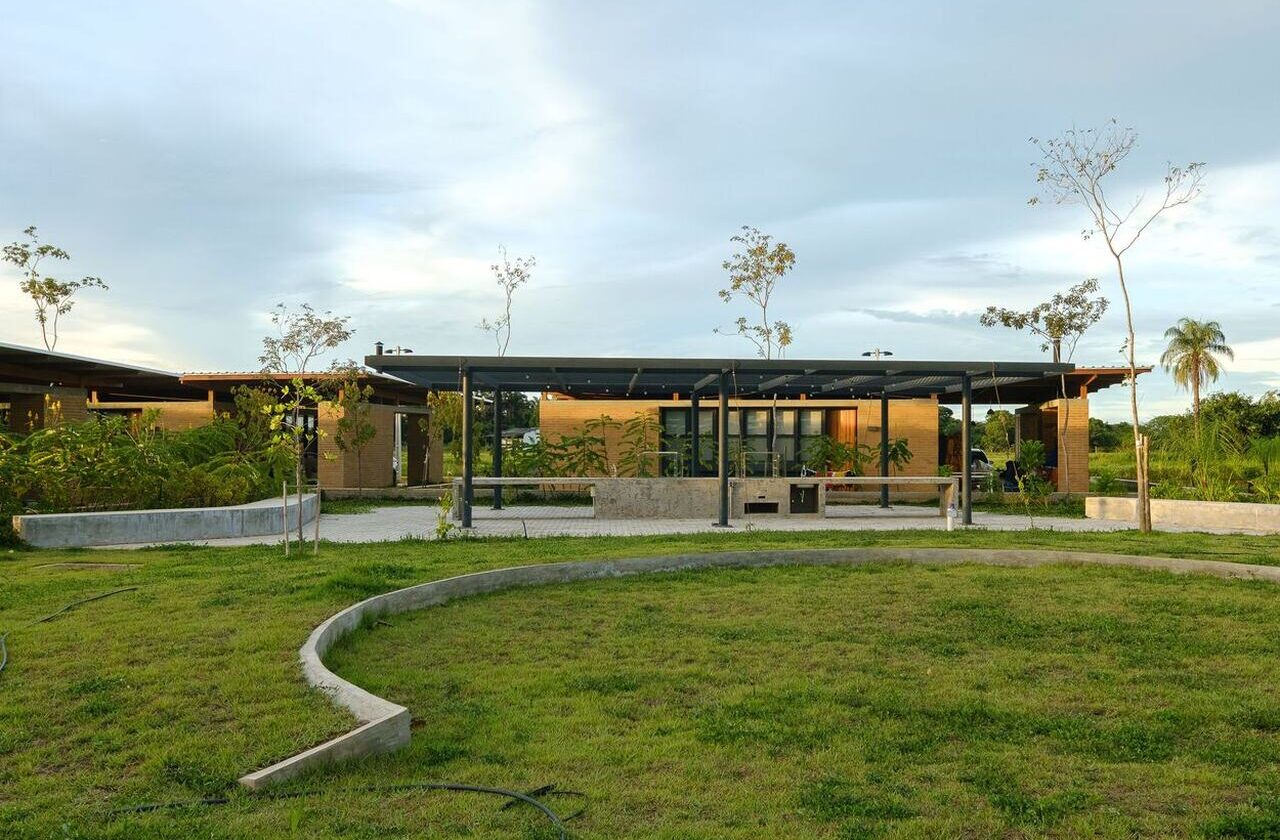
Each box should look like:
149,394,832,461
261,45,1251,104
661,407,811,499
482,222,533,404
239,546,1280,789
1086,495,1280,534
12,494,318,548
592,477,741,519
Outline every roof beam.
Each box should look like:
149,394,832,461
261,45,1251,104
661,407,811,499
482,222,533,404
819,374,890,393
883,376,949,395
691,372,720,393
625,367,644,397
755,369,818,392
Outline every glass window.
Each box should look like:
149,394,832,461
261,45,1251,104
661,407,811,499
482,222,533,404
776,437,797,470
662,410,687,435
728,410,741,436
775,409,796,436
744,409,769,436
697,409,715,435
799,409,825,436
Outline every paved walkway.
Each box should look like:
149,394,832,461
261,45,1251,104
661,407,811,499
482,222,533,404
104,504,1141,548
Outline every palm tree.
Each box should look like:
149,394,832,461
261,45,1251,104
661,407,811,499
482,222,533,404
1160,318,1234,424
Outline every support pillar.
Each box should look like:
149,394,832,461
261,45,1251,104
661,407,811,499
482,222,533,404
879,393,890,509
491,386,503,510
716,372,730,527
460,368,473,529
689,390,700,477
961,373,973,526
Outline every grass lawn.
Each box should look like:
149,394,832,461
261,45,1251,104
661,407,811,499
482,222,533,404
332,563,1280,838
321,493,595,516
3,529,1280,838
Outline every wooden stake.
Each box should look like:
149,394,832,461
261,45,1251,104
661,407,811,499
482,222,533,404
313,482,321,556
282,480,290,556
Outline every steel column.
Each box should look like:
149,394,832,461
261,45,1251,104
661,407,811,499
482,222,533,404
491,386,503,510
689,390,700,477
716,372,730,527
961,373,972,525
879,394,890,508
460,368,473,528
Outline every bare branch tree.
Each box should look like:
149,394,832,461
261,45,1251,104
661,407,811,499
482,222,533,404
2,226,108,350
716,226,795,360
259,303,354,541
478,246,534,357
981,278,1109,494
1029,121,1204,531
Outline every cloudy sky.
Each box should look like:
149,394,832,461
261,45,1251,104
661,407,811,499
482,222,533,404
3,0,1278,420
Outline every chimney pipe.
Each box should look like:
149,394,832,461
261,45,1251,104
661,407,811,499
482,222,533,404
375,341,384,356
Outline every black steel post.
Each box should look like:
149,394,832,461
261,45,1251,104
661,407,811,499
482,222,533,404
491,386,503,510
880,393,890,508
716,372,730,527
961,373,973,525
689,390,700,477
460,368,473,528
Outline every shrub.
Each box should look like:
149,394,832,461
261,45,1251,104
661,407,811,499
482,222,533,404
1090,469,1121,495
0,413,294,543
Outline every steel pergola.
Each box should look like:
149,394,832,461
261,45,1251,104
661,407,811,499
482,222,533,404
365,353,1075,529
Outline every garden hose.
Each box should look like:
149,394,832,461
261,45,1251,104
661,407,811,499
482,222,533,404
1,587,587,835
113,780,587,838
0,587,138,678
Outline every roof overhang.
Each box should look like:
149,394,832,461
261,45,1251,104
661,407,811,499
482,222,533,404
364,354,1078,401
180,371,430,404
0,341,193,399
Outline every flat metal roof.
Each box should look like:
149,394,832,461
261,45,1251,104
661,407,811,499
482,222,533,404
365,354,1077,400
180,371,430,404
0,340,194,398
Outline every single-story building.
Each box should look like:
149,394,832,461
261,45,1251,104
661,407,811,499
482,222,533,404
0,341,443,488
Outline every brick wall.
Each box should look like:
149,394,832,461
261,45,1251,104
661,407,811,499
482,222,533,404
7,389,89,431
94,400,220,431
1052,396,1089,494
537,398,663,476
317,401,397,489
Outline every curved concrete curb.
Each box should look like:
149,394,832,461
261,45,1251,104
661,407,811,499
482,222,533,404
238,547,1280,789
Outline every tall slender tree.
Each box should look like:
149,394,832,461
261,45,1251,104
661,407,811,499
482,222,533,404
980,278,1109,494
717,226,795,360
1160,318,1233,426
1029,121,1205,532
717,225,796,475
2,226,108,350
478,246,534,357
259,303,353,541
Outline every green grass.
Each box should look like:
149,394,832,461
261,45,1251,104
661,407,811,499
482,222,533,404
330,563,1280,838
3,529,1280,838
891,496,1088,519
321,492,594,516
321,497,438,515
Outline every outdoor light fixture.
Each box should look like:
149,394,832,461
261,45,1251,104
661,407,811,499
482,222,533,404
861,349,894,359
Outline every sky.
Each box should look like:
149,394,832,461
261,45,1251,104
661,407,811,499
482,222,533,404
2,0,1279,421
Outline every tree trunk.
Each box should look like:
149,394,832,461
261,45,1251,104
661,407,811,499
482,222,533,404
294,408,305,542
1115,257,1151,532
1192,370,1201,429
1059,372,1070,498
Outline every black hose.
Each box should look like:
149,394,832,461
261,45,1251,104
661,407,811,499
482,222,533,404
6,587,586,835
113,780,584,838
0,587,138,678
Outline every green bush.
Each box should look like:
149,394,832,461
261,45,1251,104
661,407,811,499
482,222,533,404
0,413,294,543
1090,469,1121,495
